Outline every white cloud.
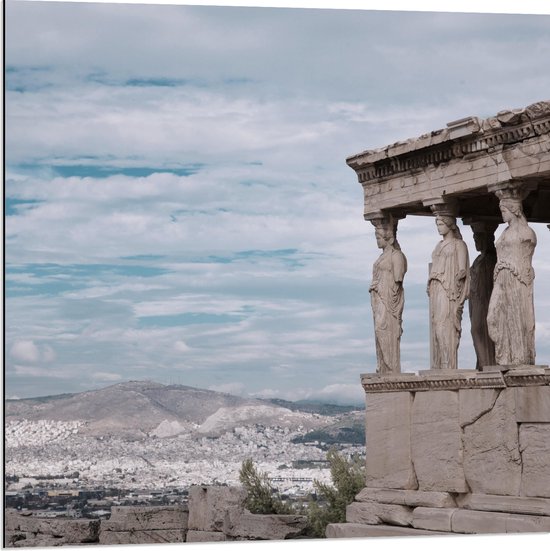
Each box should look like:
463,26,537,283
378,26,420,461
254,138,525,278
174,340,191,353
9,340,56,364
10,340,40,363
12,365,68,379
42,345,56,362
91,372,123,382
251,383,365,405
308,383,365,406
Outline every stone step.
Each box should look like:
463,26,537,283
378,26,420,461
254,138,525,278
326,523,449,538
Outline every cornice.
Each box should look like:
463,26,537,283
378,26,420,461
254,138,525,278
360,366,549,393
347,100,550,185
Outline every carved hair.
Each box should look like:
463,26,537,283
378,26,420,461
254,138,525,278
499,197,525,218
374,219,401,249
436,215,463,239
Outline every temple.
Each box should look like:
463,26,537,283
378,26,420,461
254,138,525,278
327,101,550,538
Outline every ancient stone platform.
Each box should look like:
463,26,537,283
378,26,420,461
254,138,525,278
5,486,308,546
328,367,550,537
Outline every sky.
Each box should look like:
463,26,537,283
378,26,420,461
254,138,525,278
5,0,550,404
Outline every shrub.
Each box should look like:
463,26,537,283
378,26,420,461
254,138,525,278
239,458,292,514
306,448,365,538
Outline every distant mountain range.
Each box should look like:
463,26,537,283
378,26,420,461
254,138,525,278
5,380,364,440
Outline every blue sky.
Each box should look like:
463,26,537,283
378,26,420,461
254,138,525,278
5,1,550,403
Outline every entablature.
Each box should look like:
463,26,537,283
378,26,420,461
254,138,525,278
347,100,550,223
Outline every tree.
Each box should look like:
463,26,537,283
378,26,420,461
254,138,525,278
306,448,365,538
239,449,365,538
239,458,292,515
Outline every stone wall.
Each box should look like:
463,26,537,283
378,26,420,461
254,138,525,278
99,505,188,545
5,486,308,547
327,368,550,538
5,510,102,547
186,485,308,542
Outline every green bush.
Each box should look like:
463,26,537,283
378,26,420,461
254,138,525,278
239,458,293,514
239,449,365,538
306,448,365,538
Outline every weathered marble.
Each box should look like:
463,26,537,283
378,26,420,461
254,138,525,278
462,388,521,496
365,392,416,489
5,513,100,545
456,493,550,516
411,390,468,492
187,485,246,532
519,423,550,498
355,487,456,508
369,216,407,374
451,509,550,534
225,512,307,540
468,221,497,369
515,386,550,422
186,530,227,542
487,185,537,366
427,213,470,370
412,507,456,532
326,523,447,538
104,505,187,531
346,501,412,527
459,388,500,427
99,529,185,545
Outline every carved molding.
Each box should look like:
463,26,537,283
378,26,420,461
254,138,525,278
503,366,550,387
348,101,550,184
360,367,550,393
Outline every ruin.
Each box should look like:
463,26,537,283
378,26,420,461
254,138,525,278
328,100,550,537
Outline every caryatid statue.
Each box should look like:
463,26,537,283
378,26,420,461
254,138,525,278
468,221,498,369
427,211,470,370
487,186,537,365
369,216,407,374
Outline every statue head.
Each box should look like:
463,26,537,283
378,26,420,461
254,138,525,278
471,221,498,253
435,215,460,238
374,223,395,249
499,197,524,222
495,186,528,224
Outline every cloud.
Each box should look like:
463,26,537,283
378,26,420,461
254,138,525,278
308,384,365,406
252,383,365,405
174,340,191,352
10,340,40,363
10,340,56,364
91,372,123,382
12,365,67,379
4,3,550,400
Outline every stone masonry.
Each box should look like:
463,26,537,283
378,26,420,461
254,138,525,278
328,369,550,537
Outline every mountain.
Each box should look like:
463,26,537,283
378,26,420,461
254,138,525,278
5,380,364,439
5,381,366,492
264,398,361,415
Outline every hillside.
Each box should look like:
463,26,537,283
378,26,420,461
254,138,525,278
5,380,364,439
5,381,366,493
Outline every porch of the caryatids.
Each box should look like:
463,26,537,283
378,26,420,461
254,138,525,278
368,213,407,374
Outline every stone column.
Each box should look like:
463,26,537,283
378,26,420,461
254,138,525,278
367,213,407,374
424,200,470,370
487,182,537,366
464,220,498,370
